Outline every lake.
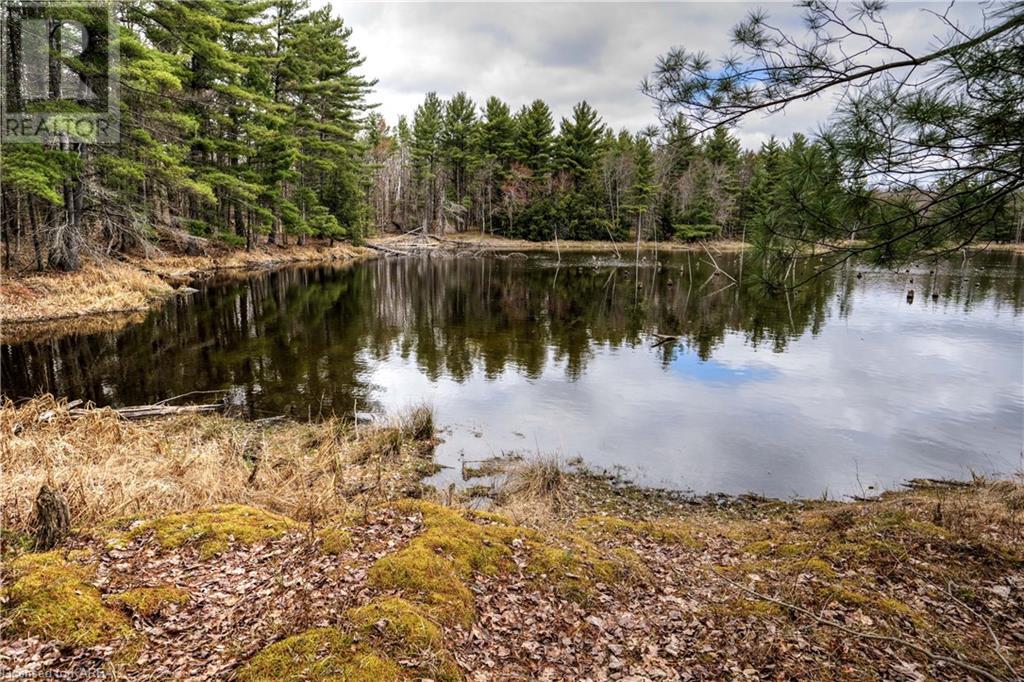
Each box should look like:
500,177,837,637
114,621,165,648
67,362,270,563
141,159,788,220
4,249,1023,498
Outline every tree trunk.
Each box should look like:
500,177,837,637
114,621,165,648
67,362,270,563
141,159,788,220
28,197,44,271
33,484,71,550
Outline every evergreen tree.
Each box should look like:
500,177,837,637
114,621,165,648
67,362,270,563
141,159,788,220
441,91,477,208
513,100,555,176
411,92,444,231
1,1,374,269
556,101,605,181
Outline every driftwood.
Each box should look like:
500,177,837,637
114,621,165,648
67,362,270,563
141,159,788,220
426,234,483,249
67,403,224,421
364,243,414,257
650,333,681,348
904,477,973,490
153,225,209,256
33,484,71,550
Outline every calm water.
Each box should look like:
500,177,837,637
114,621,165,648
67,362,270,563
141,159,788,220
4,251,1023,498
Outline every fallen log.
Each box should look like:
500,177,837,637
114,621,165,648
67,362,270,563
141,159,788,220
68,403,224,420
904,477,973,490
364,243,414,257
650,333,681,348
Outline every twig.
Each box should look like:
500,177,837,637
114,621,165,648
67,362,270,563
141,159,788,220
701,568,1006,682
154,390,228,406
650,333,680,348
946,581,1019,679
699,240,737,283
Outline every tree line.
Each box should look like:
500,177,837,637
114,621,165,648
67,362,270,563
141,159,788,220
2,0,372,272
366,88,1021,256
2,1,1021,276
365,95,755,243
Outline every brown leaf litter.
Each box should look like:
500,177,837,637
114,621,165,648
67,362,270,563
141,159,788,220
1,403,1022,680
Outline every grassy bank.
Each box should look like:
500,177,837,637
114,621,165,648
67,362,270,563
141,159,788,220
1,398,1021,680
0,241,370,329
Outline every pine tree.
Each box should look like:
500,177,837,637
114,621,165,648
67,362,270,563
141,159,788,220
556,101,605,182
628,136,657,238
441,92,477,211
1,1,374,269
475,97,516,233
513,100,555,177
411,92,444,231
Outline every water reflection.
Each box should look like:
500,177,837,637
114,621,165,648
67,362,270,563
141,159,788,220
3,251,1022,497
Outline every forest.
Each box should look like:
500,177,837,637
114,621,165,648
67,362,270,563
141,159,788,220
3,0,1022,277
2,0,373,272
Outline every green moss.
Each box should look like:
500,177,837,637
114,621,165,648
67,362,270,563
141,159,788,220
347,597,442,651
368,501,523,626
131,504,296,559
822,585,871,607
106,586,189,617
789,557,835,577
369,502,651,628
821,586,917,619
318,528,353,556
526,535,648,602
574,515,700,547
345,597,459,680
743,540,774,555
5,551,132,646
875,596,915,617
872,511,949,539
465,509,514,525
237,628,403,682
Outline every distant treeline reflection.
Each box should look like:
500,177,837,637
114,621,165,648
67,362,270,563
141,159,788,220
3,252,1021,416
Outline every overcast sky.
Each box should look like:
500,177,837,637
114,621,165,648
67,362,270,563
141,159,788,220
333,2,988,149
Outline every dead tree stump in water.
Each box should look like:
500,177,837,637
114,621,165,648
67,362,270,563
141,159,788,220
33,484,71,550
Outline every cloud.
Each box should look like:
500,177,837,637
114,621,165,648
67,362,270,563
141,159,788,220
332,2,988,147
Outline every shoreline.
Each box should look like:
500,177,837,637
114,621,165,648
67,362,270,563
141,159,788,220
0,235,745,340
3,234,1021,342
0,242,373,337
2,398,1021,680
370,232,751,254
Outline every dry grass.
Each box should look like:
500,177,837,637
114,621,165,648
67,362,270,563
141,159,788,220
964,242,1024,253
1,242,372,330
0,264,172,325
490,456,568,522
0,396,437,538
131,242,370,280
0,311,148,344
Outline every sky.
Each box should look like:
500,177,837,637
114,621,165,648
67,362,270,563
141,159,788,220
332,1,989,149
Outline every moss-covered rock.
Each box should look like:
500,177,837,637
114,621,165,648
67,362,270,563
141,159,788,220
236,628,402,682
106,585,189,617
5,550,132,646
130,504,296,559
